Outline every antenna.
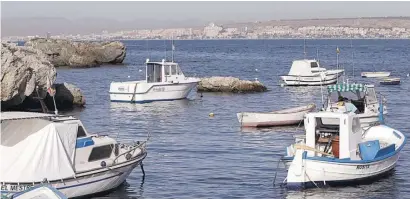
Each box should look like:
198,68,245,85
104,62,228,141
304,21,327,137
351,39,354,78
303,39,307,59
164,39,167,61
146,39,150,59
316,48,319,62
171,34,175,62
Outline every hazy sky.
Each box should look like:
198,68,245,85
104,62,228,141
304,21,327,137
2,1,410,22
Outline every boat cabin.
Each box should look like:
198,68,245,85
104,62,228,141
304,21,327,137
326,83,379,114
145,59,186,83
303,112,362,160
288,59,326,76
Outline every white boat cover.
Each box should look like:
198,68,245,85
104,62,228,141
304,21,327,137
1,119,78,182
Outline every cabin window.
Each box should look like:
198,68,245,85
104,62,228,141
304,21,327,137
365,88,378,105
147,64,162,83
311,62,319,68
352,117,361,133
77,126,86,138
147,64,154,83
88,144,114,162
164,65,170,76
177,66,182,75
171,65,177,75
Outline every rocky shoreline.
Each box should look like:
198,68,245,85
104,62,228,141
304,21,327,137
1,42,86,112
25,38,126,68
198,76,267,93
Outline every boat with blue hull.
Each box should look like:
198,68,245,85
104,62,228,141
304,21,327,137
281,112,406,189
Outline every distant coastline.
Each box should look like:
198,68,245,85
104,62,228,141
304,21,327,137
3,17,410,41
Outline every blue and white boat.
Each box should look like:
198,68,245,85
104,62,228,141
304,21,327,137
10,184,67,199
109,59,200,103
282,111,406,189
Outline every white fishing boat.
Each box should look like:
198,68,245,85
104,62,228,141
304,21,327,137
323,83,387,127
9,184,67,199
0,112,148,198
280,59,344,86
237,104,316,127
109,59,200,103
361,72,391,78
281,111,406,189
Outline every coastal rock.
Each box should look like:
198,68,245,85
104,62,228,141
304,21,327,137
25,38,126,68
45,83,86,110
198,76,267,93
1,42,56,109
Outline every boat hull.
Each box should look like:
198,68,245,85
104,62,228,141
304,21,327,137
237,105,315,127
280,72,343,86
109,82,197,103
286,152,399,189
1,152,146,198
361,72,391,78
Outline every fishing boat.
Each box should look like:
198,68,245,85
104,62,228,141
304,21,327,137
280,59,344,86
1,112,148,198
323,83,387,127
361,72,391,78
8,184,67,199
237,104,316,127
109,59,200,103
380,77,400,85
282,111,406,189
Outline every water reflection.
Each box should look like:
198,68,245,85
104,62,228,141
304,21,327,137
283,170,398,199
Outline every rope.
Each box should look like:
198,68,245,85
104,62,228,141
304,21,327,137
294,144,333,157
272,157,283,186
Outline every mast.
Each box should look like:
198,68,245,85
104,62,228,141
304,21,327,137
164,39,167,61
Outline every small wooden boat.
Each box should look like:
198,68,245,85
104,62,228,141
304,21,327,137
237,104,316,127
9,185,67,199
361,72,390,78
380,77,400,85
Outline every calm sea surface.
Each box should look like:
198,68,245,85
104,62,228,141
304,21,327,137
57,39,410,199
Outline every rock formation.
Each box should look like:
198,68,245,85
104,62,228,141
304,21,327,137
198,76,267,93
1,42,85,111
1,42,56,109
25,38,126,68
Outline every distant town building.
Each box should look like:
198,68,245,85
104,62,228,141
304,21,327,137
46,32,51,39
203,22,223,38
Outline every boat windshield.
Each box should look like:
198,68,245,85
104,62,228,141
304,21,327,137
147,63,162,83
329,91,363,102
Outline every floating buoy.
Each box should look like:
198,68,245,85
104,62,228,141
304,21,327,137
255,69,258,72
127,76,131,78
209,113,214,117
407,73,409,77
139,69,143,72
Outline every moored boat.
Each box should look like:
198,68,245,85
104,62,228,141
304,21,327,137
9,184,67,199
380,77,400,85
324,83,387,127
237,104,316,127
361,72,391,78
109,59,200,103
282,111,406,189
280,59,344,86
0,112,148,198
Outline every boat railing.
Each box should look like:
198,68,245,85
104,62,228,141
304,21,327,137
112,140,148,165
